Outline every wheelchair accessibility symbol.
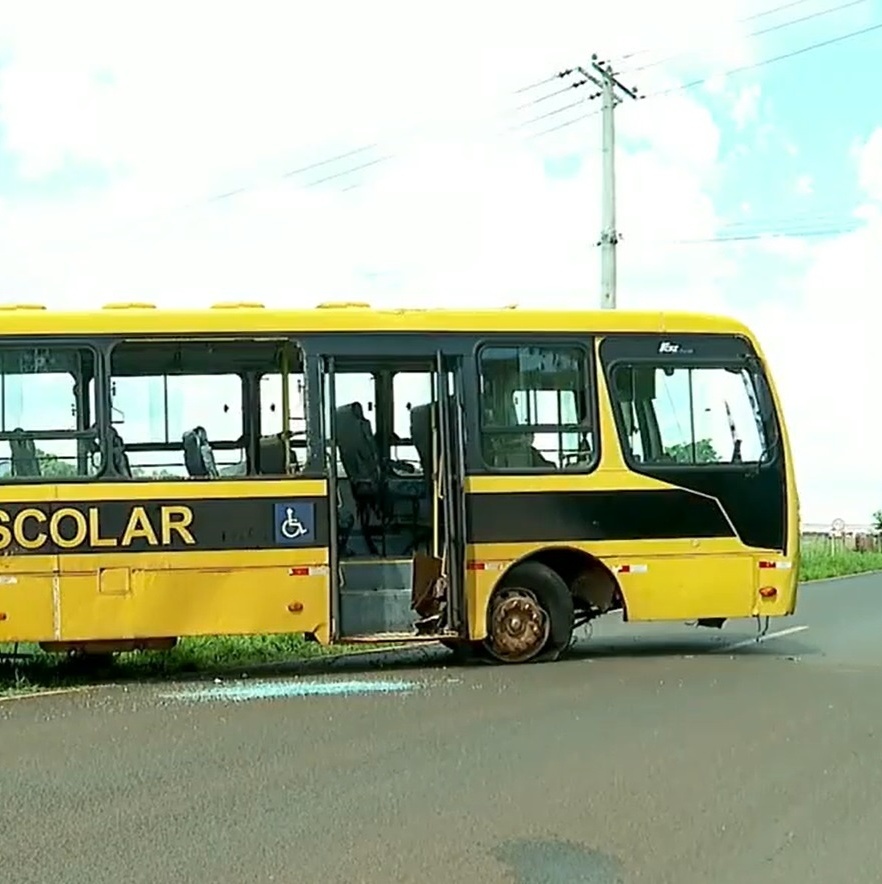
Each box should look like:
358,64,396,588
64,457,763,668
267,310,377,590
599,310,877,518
280,508,308,539
273,502,315,546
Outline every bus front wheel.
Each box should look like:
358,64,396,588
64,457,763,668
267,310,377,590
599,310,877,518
484,561,574,664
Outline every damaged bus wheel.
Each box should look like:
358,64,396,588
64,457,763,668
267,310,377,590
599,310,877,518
484,561,574,664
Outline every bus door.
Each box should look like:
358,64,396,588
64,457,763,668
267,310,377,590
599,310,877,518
321,351,465,641
434,353,467,638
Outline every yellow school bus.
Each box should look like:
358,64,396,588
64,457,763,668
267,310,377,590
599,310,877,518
0,301,798,664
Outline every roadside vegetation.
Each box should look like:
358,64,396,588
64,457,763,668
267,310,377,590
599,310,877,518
4,535,882,695
0,635,359,697
799,536,882,582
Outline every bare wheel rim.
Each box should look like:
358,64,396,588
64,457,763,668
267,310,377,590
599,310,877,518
485,588,551,663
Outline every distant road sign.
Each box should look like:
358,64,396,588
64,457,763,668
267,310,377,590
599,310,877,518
831,518,845,536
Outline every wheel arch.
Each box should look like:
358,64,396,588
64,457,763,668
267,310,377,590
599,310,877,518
492,545,627,621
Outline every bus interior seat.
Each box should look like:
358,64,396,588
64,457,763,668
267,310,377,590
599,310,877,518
335,401,423,556
9,430,41,477
562,420,595,470
183,426,219,478
335,403,377,487
481,392,532,468
258,433,298,475
335,401,387,554
411,396,459,478
255,426,351,549
483,432,535,469
409,402,433,488
108,426,133,478
405,403,435,552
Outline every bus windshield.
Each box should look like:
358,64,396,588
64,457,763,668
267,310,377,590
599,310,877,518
602,336,780,469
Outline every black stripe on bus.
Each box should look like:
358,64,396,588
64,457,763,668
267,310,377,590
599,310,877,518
0,496,329,556
465,489,735,544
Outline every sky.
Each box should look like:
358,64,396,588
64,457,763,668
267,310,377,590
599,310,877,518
0,0,880,524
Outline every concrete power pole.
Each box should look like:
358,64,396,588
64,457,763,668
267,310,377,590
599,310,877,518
578,56,641,309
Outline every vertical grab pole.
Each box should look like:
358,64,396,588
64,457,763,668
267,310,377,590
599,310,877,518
449,361,467,634
324,356,341,641
281,345,292,473
431,365,441,559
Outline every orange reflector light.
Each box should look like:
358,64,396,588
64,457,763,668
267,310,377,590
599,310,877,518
288,602,304,613
759,586,777,598
0,612,6,621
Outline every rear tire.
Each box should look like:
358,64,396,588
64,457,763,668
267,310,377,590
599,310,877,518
440,639,485,664
483,561,574,664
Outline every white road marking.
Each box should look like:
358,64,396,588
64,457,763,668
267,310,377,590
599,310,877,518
715,624,809,653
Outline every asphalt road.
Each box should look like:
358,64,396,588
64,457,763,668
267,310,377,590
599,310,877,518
2,572,882,884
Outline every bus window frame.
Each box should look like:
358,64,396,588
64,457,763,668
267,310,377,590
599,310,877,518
0,337,107,484
602,353,782,474
472,336,601,475
104,334,317,481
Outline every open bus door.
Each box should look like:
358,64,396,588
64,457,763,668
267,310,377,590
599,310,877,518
409,354,467,635
321,350,465,644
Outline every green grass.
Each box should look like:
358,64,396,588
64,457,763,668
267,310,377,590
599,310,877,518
799,541,882,582
4,540,882,696
0,634,355,697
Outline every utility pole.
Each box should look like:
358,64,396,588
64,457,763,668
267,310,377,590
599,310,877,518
577,56,641,309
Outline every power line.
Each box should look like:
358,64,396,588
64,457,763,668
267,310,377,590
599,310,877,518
512,71,575,95
616,0,843,68
718,208,860,230
520,21,881,137
510,0,860,94
167,14,882,213
526,108,601,139
304,154,394,188
512,80,589,111
199,75,595,206
665,223,864,244
626,0,870,75
204,144,384,203
32,15,882,253
519,5,878,141
635,211,869,245
648,20,882,97
512,95,599,130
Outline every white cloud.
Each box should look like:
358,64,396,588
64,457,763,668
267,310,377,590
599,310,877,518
0,1,876,523
744,128,882,524
0,0,753,310
731,84,761,130
795,174,814,196
858,127,882,202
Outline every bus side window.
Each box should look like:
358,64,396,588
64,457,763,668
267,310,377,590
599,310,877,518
477,343,595,472
107,371,243,479
107,339,309,480
0,345,101,482
259,370,307,472
392,370,432,472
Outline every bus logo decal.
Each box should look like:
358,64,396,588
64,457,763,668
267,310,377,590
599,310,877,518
274,502,315,546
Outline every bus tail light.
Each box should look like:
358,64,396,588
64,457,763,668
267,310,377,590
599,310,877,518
758,586,777,599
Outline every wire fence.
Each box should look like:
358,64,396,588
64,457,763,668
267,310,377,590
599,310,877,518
801,531,882,553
